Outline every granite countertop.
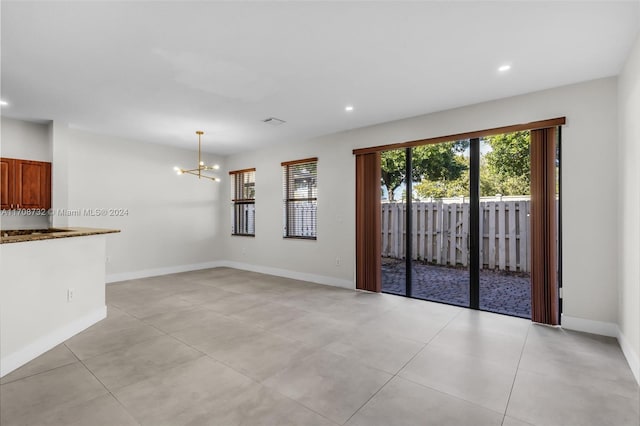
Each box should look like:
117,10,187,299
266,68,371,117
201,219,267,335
0,227,120,244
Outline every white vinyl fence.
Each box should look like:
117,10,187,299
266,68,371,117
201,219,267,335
284,202,317,238
381,200,531,272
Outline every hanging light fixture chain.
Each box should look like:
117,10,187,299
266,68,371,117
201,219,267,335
197,130,203,179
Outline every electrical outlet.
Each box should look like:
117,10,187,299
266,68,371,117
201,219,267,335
67,288,75,302
335,256,341,266
105,256,111,263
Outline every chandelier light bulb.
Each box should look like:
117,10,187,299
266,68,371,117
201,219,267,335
213,164,220,170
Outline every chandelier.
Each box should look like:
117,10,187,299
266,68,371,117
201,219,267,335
173,131,220,181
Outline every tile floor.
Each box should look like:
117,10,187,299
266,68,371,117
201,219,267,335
1,267,638,425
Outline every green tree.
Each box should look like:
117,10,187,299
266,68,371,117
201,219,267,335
415,132,532,199
479,162,530,196
381,141,468,201
380,150,406,201
414,156,469,199
483,131,530,196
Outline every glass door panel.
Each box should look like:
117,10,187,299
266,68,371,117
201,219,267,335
478,133,531,318
380,148,408,296
411,143,470,307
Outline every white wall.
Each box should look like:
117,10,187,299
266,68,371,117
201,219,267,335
0,117,51,229
223,77,620,326
618,33,640,383
0,116,50,161
0,235,107,376
49,121,70,228
55,126,225,280
222,139,355,288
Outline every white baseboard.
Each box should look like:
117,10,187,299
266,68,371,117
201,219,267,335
561,314,619,337
219,260,355,289
0,306,106,378
106,261,224,284
617,328,640,386
106,260,354,290
106,260,355,289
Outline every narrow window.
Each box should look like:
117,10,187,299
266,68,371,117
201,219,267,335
229,168,256,236
282,158,317,239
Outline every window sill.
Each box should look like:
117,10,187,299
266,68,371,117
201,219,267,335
231,233,255,237
283,236,317,241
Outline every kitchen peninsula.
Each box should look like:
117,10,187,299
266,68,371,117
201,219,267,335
0,227,119,377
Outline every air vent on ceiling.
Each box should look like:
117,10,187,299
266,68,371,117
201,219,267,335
262,117,286,126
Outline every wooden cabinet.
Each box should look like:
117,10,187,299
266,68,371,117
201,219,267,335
1,158,15,210
15,160,51,209
0,157,51,210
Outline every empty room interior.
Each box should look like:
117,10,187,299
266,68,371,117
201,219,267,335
1,1,640,425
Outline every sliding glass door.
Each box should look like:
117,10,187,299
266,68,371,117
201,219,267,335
379,132,551,319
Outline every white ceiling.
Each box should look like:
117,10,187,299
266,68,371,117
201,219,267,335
1,1,638,155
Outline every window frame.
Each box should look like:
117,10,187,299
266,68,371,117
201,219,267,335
229,168,256,237
282,157,318,240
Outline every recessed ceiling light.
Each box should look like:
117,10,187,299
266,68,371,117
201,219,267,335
345,105,354,112
0,100,8,106
498,65,511,72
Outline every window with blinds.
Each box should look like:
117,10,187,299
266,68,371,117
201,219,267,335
282,158,317,239
229,168,256,236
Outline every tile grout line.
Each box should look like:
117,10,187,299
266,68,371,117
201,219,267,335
62,308,215,425
65,318,171,362
395,372,507,418
342,307,525,422
341,374,396,426
164,328,341,425
376,308,523,419
501,322,532,425
390,308,465,378
66,309,243,423
1,302,161,385
0,358,77,386
63,342,142,426
342,307,464,425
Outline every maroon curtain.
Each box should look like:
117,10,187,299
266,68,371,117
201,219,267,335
355,152,381,292
530,127,559,325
